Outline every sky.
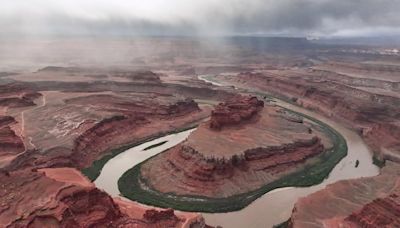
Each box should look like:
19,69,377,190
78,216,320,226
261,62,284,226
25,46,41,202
1,0,400,37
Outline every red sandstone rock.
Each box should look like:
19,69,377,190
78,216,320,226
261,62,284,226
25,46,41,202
0,116,15,127
70,97,202,168
143,208,178,223
344,194,400,227
218,70,400,161
0,167,205,228
113,70,162,83
0,84,41,108
0,126,24,155
209,95,264,130
289,162,400,228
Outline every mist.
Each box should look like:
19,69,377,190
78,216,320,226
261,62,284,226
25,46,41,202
2,0,400,37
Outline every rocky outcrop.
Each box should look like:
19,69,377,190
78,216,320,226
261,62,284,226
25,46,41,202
3,96,205,172
0,92,41,108
0,116,24,157
141,138,323,197
344,194,400,227
221,71,400,161
143,209,178,223
0,116,15,127
289,162,400,228
72,98,201,168
0,83,39,97
0,83,41,108
37,66,81,73
0,126,25,155
113,70,162,83
0,168,204,228
210,96,264,130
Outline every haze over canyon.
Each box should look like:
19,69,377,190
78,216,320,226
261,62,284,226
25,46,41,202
1,1,400,228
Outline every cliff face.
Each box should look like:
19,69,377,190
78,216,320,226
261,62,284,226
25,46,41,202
72,98,201,168
209,96,264,130
212,67,400,226
139,97,327,198
3,94,204,171
224,71,400,161
142,138,323,197
0,168,205,228
289,162,400,228
0,116,24,166
112,70,162,83
0,126,25,154
344,194,400,228
0,83,41,108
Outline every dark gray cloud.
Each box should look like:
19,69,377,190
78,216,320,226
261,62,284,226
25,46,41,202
1,0,400,37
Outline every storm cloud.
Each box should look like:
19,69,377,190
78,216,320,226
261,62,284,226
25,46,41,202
1,0,400,37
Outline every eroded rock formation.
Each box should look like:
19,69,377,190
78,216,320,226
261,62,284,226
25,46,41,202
0,126,25,154
71,97,201,168
344,194,400,227
113,70,162,83
217,70,400,162
209,96,264,130
289,162,400,228
0,168,204,228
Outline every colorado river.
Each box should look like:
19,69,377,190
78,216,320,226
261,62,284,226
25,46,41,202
94,75,380,228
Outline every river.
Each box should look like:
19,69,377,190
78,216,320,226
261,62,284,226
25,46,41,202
94,75,379,228
94,129,196,197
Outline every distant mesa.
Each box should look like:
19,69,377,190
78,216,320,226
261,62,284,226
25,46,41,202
37,66,81,73
112,70,161,83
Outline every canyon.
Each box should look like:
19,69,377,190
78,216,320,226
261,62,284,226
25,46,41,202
0,167,204,228
0,65,226,227
213,66,400,163
0,37,399,227
118,95,343,211
201,49,400,226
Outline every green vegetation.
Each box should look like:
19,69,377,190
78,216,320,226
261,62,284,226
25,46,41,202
81,125,198,181
143,141,168,151
118,105,348,212
372,155,386,168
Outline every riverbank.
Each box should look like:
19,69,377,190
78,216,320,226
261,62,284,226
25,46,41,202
82,122,201,181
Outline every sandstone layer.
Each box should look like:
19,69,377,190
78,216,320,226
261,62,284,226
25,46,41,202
289,162,400,228
0,167,204,228
215,67,400,162
209,60,400,227
0,67,222,227
209,95,264,130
